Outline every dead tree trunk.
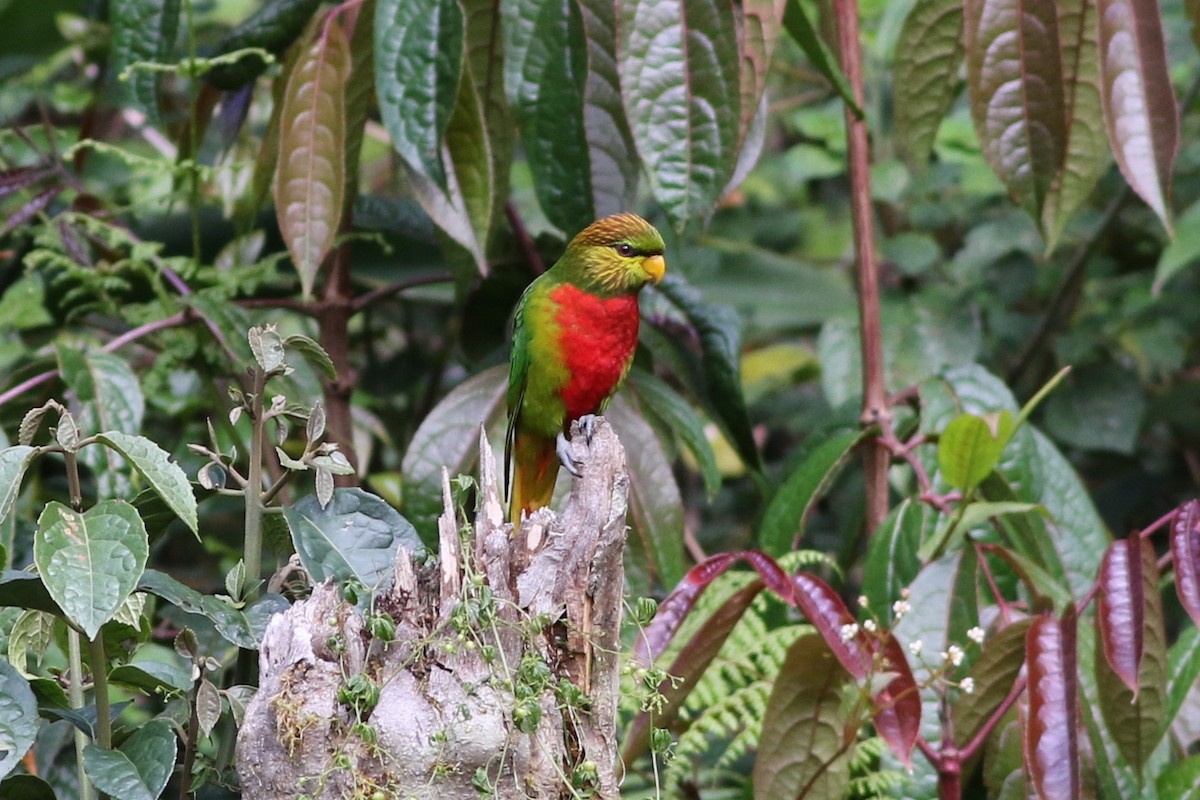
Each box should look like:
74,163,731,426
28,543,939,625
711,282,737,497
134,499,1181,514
237,420,630,799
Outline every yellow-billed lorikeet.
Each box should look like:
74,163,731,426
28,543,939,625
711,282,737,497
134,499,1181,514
505,212,667,525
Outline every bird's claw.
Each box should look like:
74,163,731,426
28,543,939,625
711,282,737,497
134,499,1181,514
577,414,598,444
556,432,583,478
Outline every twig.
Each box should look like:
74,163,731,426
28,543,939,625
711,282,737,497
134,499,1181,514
351,272,453,312
507,200,545,275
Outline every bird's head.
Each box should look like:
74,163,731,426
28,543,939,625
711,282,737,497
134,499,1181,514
557,212,667,295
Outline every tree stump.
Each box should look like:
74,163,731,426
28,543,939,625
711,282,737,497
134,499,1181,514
237,420,630,799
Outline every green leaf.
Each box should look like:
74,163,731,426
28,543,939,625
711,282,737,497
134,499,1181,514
894,0,964,166
181,292,256,367
758,429,865,556
375,0,463,189
618,0,741,225
6,610,55,676
1154,200,1200,293
983,710,1026,800
109,661,192,695
94,432,198,537
653,274,760,471
1097,0,1178,234
0,446,34,531
205,0,325,90
919,500,1042,562
1166,626,1200,731
137,570,257,649
1043,364,1144,455
862,499,932,624
782,0,860,118
953,619,1033,746
283,488,422,590
34,501,148,640
0,660,37,781
0,571,61,616
283,334,336,380
444,49,498,255
83,719,176,800
0,775,56,800
625,371,721,498
343,0,377,215
110,0,180,125
964,0,1065,223
752,633,853,799
58,347,145,498
737,0,786,150
1157,756,1200,800
402,367,507,539
1041,0,1107,251
937,411,1014,491
276,14,350,298
607,397,687,588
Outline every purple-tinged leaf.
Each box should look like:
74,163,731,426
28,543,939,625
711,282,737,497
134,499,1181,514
275,14,350,298
633,552,741,664
752,633,853,799
0,185,60,238
894,0,964,166
964,0,1066,223
0,167,52,202
1097,537,1143,694
1095,536,1167,775
955,618,1034,749
873,631,922,768
622,579,765,762
791,573,870,680
1172,500,1200,629
1096,0,1178,233
743,549,794,600
1025,608,1082,800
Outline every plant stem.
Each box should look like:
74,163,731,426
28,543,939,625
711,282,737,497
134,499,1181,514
179,671,203,800
244,367,266,600
67,630,95,800
317,239,357,473
185,0,201,263
833,0,889,535
87,635,112,750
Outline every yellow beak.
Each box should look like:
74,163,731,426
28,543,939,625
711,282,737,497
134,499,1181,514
643,254,666,284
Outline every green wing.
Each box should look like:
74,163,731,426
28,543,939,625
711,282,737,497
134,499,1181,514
504,282,535,499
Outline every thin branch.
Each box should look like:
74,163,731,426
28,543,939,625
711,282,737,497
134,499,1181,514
507,200,545,275
961,675,1027,761
351,272,453,312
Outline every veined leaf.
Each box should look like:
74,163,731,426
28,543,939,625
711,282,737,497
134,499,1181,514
736,0,787,151
110,0,181,125
205,0,325,90
1041,0,1108,251
862,499,927,624
626,371,721,498
1025,608,1082,800
753,633,853,799
0,660,37,782
964,0,1066,223
954,619,1034,747
1097,0,1178,233
276,14,350,297
83,719,176,800
938,411,1014,491
1172,500,1200,629
445,54,498,254
462,0,512,242
781,0,859,116
375,0,463,189
1097,537,1144,694
137,570,257,649
894,0,964,166
94,432,198,537
343,0,377,215
0,446,35,531
618,0,742,226
33,501,149,640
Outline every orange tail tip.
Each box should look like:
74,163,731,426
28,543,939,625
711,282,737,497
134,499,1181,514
509,432,559,527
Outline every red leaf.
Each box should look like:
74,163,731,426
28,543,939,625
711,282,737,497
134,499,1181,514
1025,607,1082,800
743,548,794,600
633,551,741,664
1097,537,1145,694
872,632,921,768
790,573,870,680
1172,499,1200,628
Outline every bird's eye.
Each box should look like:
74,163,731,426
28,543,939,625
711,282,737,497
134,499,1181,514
614,243,635,257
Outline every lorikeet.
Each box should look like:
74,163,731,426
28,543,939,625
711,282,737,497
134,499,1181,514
505,212,667,525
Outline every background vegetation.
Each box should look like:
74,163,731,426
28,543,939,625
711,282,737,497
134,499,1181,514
0,0,1199,797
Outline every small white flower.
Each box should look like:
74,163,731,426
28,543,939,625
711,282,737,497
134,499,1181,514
960,677,975,694
908,639,923,656
946,645,964,667
863,619,878,633
892,600,911,618
858,595,869,609
840,623,860,642
900,587,910,599
967,626,986,644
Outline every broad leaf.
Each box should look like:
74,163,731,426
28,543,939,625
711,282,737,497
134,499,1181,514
1097,0,1177,233
0,660,37,781
58,348,146,498
633,551,744,665
375,0,463,189
954,619,1033,747
34,501,148,640
1096,537,1167,775
618,0,741,225
95,432,198,537
782,0,859,116
1157,755,1200,800
737,0,787,151
0,446,34,530
1041,0,1107,251
1154,200,1200,293
461,0,513,241
1172,500,1200,629
283,488,421,591
1167,624,1200,732
964,0,1066,222
276,14,350,297
894,0,964,166
110,0,180,125
626,371,721,498
401,366,507,539
109,661,192,695
984,709,1028,800
1025,608,1082,800
0,775,55,800
753,633,853,799
758,429,865,555
343,0,377,216
137,570,257,649
862,499,927,624
937,411,1014,491
83,719,176,800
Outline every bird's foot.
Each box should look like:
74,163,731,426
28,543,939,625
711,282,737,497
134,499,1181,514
556,431,583,478
577,414,598,444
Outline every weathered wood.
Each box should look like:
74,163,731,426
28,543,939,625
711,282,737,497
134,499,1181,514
236,419,629,799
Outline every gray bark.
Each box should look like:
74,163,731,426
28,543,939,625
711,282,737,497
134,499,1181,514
237,420,629,799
